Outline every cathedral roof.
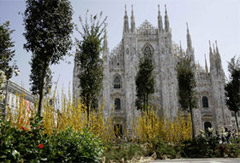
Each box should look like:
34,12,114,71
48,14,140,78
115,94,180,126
137,20,157,35
110,42,123,57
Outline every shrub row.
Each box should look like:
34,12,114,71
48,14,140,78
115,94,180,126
104,136,240,162
0,117,103,162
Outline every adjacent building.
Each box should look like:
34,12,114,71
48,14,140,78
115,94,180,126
0,80,35,121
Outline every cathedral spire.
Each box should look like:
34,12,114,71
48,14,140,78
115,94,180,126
215,40,220,55
164,4,170,32
179,41,183,57
131,5,136,33
212,43,216,55
205,53,208,73
186,22,192,50
209,41,215,72
215,40,222,70
123,5,129,33
103,22,108,52
158,4,163,32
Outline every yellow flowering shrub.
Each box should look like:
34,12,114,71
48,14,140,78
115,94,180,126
6,89,192,144
133,107,192,143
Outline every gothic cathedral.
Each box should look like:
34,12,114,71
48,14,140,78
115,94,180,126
73,5,232,135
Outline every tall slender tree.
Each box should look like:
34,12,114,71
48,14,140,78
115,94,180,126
0,21,17,80
0,21,18,116
75,11,107,119
23,0,73,116
225,56,240,131
135,57,155,111
176,56,198,138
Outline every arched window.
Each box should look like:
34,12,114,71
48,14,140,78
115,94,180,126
204,121,212,132
143,45,152,58
113,75,121,89
115,98,121,110
202,96,209,108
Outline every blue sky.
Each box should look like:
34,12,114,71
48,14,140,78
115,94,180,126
0,0,240,94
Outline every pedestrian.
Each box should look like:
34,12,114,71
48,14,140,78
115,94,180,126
233,129,238,138
226,131,231,144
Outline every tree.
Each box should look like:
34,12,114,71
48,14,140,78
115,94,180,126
0,21,19,117
75,11,107,119
135,57,155,111
23,0,73,116
225,56,240,131
0,21,18,80
176,56,198,138
0,70,6,103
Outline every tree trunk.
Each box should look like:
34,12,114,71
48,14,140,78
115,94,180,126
146,93,149,111
189,97,195,138
37,66,47,117
87,95,90,122
143,95,146,112
190,108,196,138
37,85,44,117
235,111,239,131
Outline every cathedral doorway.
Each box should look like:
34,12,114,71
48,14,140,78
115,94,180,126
114,124,123,138
204,121,212,132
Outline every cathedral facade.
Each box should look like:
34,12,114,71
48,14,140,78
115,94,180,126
73,5,232,135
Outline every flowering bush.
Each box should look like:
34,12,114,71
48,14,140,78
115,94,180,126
0,117,104,162
20,126,26,131
38,144,44,149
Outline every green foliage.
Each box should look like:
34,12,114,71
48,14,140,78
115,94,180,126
231,136,240,144
23,0,74,115
135,57,155,111
104,142,147,162
181,136,232,158
151,136,180,159
47,127,104,162
0,118,19,162
75,11,106,113
0,117,104,162
176,56,198,110
176,56,198,137
0,116,47,162
0,70,6,103
224,144,240,158
225,56,240,130
0,21,17,80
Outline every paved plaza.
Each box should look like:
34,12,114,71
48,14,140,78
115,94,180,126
151,158,240,163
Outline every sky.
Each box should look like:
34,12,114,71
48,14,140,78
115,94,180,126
0,0,240,94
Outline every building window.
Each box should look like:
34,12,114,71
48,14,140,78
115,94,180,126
115,98,121,110
204,121,212,134
202,96,209,108
113,75,121,89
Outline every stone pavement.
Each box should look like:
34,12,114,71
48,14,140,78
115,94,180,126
150,158,240,163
